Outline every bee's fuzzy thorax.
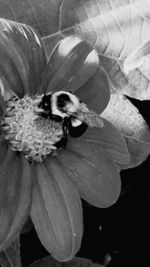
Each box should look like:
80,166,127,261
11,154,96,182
51,91,80,116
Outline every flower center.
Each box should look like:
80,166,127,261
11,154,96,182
1,95,65,162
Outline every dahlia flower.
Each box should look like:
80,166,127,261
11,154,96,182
0,18,129,261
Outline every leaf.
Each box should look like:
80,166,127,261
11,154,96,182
98,55,148,100
101,92,150,168
1,1,150,100
60,0,148,56
28,255,102,267
59,0,150,100
123,40,150,75
0,0,62,37
0,0,64,55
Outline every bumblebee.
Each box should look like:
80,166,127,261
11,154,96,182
38,90,103,146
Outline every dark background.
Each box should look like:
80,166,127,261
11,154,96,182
20,99,150,267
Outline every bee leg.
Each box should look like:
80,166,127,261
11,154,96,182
62,118,69,136
55,118,69,149
55,136,68,149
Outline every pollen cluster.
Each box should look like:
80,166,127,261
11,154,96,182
1,95,64,162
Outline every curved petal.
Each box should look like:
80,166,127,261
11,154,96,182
31,158,83,262
0,148,32,250
57,141,121,208
0,18,46,98
76,66,110,114
75,119,130,165
41,36,99,94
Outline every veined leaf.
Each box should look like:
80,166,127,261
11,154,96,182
60,0,149,58
1,0,150,99
123,40,150,75
59,0,150,100
0,0,62,37
0,0,63,56
101,92,150,168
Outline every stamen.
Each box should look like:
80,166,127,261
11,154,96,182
1,95,64,162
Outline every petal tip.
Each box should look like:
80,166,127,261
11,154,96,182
85,49,99,66
58,36,82,57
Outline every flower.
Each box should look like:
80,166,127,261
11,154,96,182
0,19,129,261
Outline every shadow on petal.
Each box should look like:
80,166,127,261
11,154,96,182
76,66,110,114
31,158,83,262
41,36,99,94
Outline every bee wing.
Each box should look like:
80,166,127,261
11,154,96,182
70,103,104,128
